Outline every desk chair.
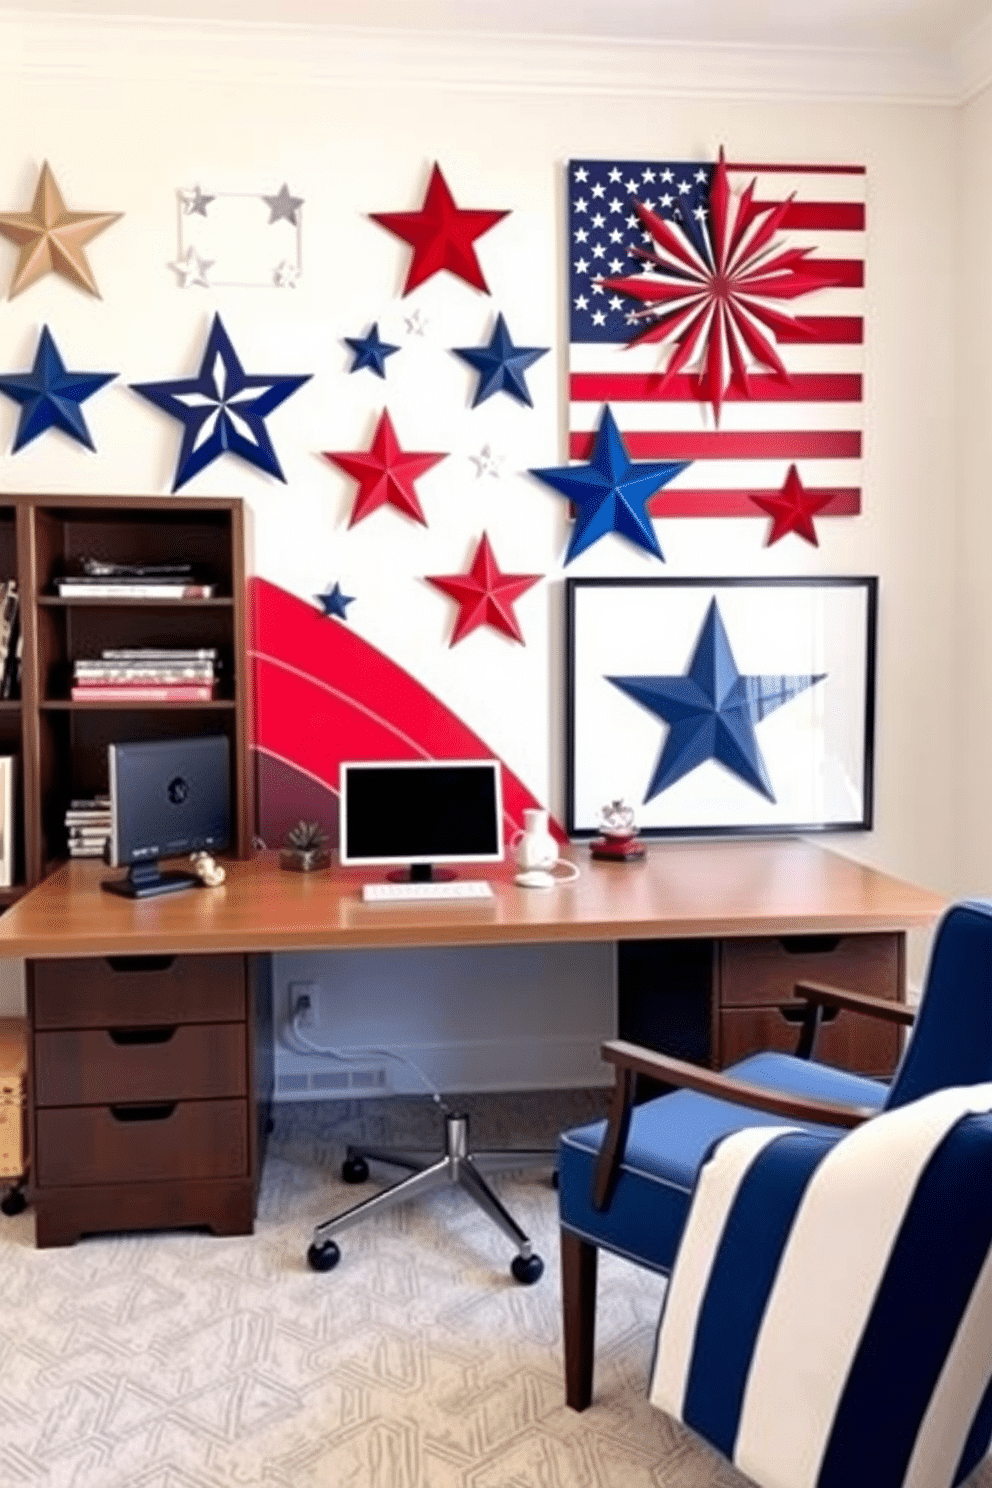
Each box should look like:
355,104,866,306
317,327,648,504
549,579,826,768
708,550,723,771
306,1104,552,1283
557,898,992,1410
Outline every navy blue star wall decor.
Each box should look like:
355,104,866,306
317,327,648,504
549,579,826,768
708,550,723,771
344,323,399,379
316,582,354,620
0,325,116,452
609,597,826,803
530,405,688,563
453,313,548,407
131,314,310,491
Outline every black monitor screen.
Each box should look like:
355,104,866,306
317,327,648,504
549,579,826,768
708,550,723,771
339,759,503,868
105,735,230,897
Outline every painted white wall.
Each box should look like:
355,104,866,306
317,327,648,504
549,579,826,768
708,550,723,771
956,80,992,898
0,17,964,1071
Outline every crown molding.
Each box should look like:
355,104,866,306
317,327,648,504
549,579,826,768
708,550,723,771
0,9,977,105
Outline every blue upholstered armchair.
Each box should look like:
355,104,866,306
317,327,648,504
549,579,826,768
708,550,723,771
557,899,992,1427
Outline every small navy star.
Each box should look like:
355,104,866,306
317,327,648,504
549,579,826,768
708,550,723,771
0,325,116,452
130,313,310,491
344,323,400,379
452,313,548,407
529,405,688,563
181,186,214,217
316,582,354,620
609,597,826,803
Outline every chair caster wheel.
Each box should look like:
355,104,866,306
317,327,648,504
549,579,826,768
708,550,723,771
0,1187,26,1217
511,1252,544,1285
342,1156,370,1184
307,1240,341,1272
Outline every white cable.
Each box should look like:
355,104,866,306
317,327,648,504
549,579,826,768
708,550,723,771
288,1010,448,1111
549,860,581,884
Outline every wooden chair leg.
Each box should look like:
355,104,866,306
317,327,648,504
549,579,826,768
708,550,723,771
561,1228,598,1410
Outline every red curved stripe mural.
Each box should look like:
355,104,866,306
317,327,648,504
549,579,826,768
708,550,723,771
248,577,564,848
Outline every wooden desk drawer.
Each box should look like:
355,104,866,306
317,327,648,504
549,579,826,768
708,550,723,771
719,934,902,1009
720,1006,900,1077
34,1023,246,1107
32,955,246,1029
34,1099,248,1187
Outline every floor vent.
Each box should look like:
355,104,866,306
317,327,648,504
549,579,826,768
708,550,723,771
277,1067,388,1097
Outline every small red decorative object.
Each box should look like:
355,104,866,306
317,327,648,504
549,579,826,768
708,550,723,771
426,533,541,646
322,409,447,526
370,163,509,296
750,463,833,546
589,835,646,861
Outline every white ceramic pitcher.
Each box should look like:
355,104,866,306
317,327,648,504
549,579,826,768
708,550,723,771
512,808,559,872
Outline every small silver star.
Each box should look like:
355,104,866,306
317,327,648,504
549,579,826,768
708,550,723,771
273,260,300,288
262,183,304,225
180,185,214,216
404,308,429,337
470,443,505,480
169,246,214,288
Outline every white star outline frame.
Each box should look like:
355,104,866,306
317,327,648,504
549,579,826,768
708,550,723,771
173,184,303,290
565,576,877,839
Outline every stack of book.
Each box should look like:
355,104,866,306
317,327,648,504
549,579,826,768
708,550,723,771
0,581,20,701
71,648,219,702
65,796,111,859
55,560,214,600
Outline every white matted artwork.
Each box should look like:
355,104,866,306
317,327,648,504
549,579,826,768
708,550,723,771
565,577,877,838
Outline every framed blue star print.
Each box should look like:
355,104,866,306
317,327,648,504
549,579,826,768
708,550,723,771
565,577,877,838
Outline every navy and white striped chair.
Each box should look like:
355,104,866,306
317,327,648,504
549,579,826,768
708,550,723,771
650,1084,992,1488
557,898,992,1415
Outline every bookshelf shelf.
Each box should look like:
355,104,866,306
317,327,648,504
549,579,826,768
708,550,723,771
0,494,252,893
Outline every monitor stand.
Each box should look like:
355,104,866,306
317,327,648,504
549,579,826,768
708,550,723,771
386,864,457,884
102,861,202,899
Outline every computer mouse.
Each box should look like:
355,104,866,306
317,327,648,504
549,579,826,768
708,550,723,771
515,868,555,890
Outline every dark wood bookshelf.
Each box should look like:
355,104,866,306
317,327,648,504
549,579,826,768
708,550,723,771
0,493,252,899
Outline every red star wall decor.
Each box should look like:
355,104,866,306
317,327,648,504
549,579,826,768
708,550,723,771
750,463,832,546
426,533,542,646
322,409,447,526
370,163,509,296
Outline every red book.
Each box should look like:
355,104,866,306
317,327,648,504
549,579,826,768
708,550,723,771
70,684,216,702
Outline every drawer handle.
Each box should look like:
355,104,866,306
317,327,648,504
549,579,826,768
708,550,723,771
778,1003,839,1025
109,1102,177,1123
108,1026,177,1046
105,955,176,974
778,935,842,956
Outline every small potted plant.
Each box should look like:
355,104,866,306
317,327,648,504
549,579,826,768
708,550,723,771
280,820,330,873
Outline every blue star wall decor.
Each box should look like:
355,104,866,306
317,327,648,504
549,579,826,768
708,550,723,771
130,314,310,491
529,405,688,563
0,325,116,452
316,582,354,620
609,598,826,803
453,312,548,407
345,323,399,379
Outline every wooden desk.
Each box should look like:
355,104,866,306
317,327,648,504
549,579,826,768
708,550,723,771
0,840,946,1248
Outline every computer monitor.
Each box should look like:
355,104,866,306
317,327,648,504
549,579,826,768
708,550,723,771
339,758,504,882
103,734,230,898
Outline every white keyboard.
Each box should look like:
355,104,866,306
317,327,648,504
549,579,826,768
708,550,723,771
361,879,494,904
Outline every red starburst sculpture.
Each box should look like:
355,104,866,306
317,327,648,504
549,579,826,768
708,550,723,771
751,463,832,546
426,533,541,646
603,148,840,424
370,163,509,296
322,409,447,526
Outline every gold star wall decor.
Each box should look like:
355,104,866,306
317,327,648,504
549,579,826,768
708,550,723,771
0,161,123,298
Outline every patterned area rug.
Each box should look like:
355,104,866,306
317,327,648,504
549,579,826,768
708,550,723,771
2,1092,989,1488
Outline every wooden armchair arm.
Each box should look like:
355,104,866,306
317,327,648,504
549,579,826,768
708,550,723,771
789,980,915,1059
793,980,916,1025
592,1039,877,1211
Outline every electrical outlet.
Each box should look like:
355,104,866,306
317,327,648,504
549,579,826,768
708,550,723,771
289,980,317,1026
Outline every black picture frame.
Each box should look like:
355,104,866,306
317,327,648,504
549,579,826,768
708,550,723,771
565,576,877,839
